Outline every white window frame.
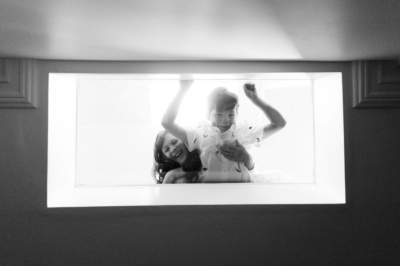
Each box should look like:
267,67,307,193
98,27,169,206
47,72,345,207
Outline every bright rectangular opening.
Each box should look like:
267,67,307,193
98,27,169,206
48,73,345,207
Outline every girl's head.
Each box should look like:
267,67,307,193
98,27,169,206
152,130,202,184
207,87,239,132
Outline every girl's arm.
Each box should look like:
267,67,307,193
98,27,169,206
243,83,286,140
161,80,194,147
162,168,185,184
163,168,195,184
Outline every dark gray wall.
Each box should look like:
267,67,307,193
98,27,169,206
1,61,399,265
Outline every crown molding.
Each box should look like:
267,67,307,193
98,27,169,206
2,58,399,109
353,60,400,108
0,58,38,108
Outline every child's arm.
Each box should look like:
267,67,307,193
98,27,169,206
219,140,255,170
162,168,185,184
163,168,196,184
243,83,286,140
161,80,194,147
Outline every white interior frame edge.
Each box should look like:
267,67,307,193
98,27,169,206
47,73,345,207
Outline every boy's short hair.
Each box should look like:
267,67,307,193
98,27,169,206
207,87,239,115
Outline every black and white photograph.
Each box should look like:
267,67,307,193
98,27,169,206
1,0,400,265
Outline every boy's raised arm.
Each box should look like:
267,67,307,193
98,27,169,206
243,83,286,140
161,80,193,147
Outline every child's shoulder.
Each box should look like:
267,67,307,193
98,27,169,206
234,120,263,139
189,120,217,133
235,120,255,130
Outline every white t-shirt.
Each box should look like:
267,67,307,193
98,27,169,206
186,121,263,183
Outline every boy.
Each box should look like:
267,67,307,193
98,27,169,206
161,80,286,183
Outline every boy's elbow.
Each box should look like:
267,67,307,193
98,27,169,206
280,119,287,128
274,119,286,130
161,120,171,130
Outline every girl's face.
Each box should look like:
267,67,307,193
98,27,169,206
162,133,188,166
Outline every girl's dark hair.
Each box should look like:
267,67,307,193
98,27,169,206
152,130,202,184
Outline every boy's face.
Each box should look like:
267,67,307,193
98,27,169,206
209,107,238,133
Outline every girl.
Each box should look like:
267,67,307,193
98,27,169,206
152,130,202,184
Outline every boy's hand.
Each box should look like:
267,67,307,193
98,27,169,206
180,80,194,91
243,82,259,101
219,140,249,163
